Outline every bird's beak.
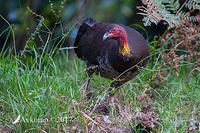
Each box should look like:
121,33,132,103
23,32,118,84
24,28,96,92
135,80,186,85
103,33,112,41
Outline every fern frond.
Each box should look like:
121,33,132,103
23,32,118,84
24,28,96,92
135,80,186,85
186,0,200,10
138,0,199,28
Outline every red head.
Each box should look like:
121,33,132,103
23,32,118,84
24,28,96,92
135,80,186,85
103,25,130,55
103,25,127,41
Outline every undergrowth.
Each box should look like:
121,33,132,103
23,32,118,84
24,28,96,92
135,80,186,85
0,30,199,132
0,0,200,132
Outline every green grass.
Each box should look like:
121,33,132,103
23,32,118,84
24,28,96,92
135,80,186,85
0,18,199,132
0,48,199,132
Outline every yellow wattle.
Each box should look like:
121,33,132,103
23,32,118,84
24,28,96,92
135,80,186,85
119,42,130,56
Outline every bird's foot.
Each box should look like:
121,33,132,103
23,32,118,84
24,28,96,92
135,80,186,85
93,94,116,115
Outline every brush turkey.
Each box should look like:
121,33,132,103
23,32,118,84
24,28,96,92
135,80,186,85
74,18,150,98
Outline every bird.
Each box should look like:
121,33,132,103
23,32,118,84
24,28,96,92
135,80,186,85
74,18,150,101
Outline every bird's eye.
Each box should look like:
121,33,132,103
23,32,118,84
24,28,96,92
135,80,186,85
112,28,116,32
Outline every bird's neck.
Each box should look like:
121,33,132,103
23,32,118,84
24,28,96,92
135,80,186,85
118,34,130,56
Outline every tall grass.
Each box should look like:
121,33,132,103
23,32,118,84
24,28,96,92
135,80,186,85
0,19,199,132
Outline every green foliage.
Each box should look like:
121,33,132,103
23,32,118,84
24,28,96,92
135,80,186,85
138,0,200,27
0,0,199,132
0,26,199,132
186,0,200,10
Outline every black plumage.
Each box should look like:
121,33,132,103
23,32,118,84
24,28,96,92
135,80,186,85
74,18,150,97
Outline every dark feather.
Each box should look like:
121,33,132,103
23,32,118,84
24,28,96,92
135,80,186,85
74,18,150,95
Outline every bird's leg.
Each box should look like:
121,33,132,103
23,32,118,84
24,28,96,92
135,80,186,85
109,92,117,116
108,81,122,97
106,79,127,115
105,82,120,115
84,76,90,94
83,76,91,104
83,64,97,104
108,73,137,98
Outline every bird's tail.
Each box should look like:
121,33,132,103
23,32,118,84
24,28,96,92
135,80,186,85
74,18,98,47
83,17,98,27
